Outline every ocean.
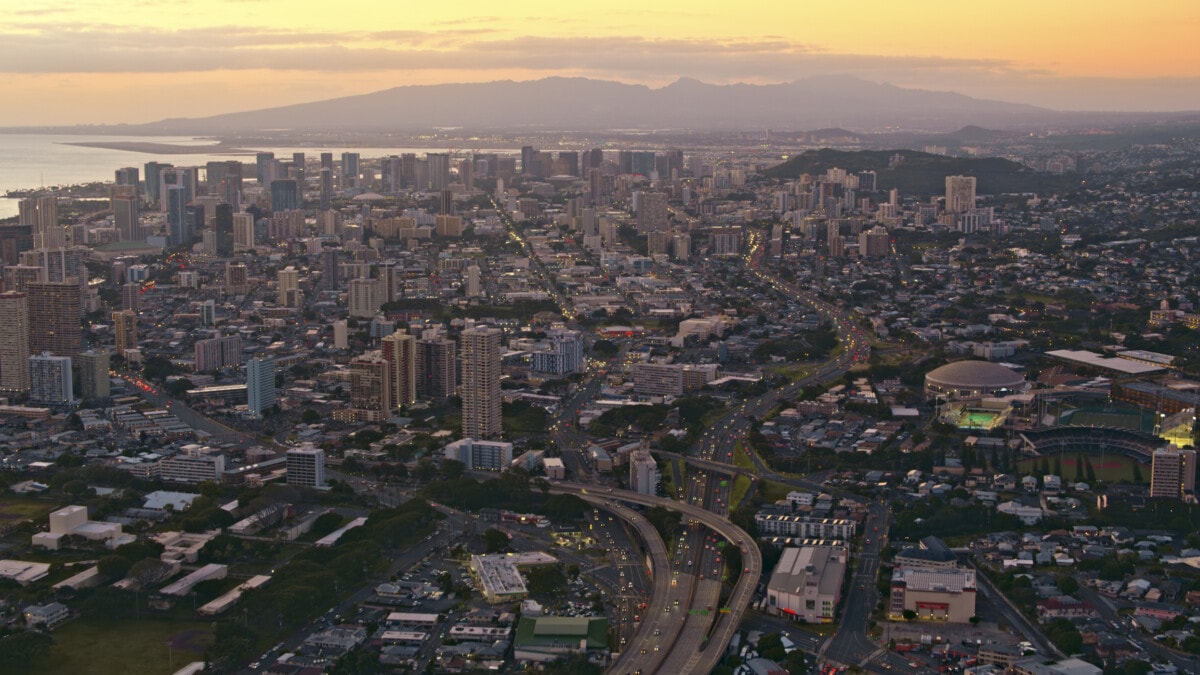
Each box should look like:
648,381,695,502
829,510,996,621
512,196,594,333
0,133,516,219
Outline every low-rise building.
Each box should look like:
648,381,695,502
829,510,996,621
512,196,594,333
889,567,977,622
23,602,69,629
765,544,847,622
512,615,607,662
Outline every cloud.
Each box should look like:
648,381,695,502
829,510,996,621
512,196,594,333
0,24,1012,83
2,24,1197,111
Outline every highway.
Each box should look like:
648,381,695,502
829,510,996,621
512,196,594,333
548,482,761,675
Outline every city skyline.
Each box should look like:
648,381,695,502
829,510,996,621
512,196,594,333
1,0,1199,126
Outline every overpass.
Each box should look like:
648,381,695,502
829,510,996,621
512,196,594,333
549,482,761,675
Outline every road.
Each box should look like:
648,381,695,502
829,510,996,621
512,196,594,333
549,482,761,675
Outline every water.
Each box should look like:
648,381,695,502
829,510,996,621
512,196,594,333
0,133,518,219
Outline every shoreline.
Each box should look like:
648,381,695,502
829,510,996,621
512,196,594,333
62,141,254,155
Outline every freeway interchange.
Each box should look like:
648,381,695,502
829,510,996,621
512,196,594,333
498,207,890,671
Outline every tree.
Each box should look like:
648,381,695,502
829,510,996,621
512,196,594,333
902,609,917,621
142,356,177,382
301,409,321,424
96,555,133,579
165,378,195,398
439,459,465,480
483,528,509,553
0,631,54,669
1056,574,1079,595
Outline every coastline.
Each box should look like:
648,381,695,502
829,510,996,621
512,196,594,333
62,140,254,155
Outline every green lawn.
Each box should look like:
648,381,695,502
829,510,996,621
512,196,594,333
733,442,755,471
34,619,214,675
1016,453,1144,483
759,480,795,504
0,496,57,523
730,475,753,510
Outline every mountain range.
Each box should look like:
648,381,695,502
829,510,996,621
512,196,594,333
124,76,1092,134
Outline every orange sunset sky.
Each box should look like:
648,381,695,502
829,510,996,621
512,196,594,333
1,0,1198,126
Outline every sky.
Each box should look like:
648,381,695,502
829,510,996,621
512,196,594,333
1,0,1199,126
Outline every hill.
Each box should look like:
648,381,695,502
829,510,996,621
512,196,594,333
128,76,1060,134
761,148,1078,195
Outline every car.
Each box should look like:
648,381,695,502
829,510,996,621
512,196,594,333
859,584,865,590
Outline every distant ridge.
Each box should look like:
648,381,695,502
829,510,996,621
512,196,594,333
762,148,1077,194
127,76,1063,134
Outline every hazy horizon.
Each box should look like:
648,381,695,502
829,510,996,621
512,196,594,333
2,0,1199,127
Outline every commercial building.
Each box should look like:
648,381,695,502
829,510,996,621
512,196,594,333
160,447,226,483
1150,445,1196,499
461,326,502,439
245,356,276,417
513,615,608,662
628,450,659,495
470,554,529,603
765,544,847,623
889,567,977,622
286,445,326,488
444,438,513,471
28,352,73,405
0,292,30,393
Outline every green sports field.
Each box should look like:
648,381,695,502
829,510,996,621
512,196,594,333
1016,453,1144,483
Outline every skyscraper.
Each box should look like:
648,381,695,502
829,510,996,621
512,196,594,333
460,326,502,439
428,153,451,191
270,179,299,213
321,247,340,289
319,168,333,210
166,186,190,247
416,336,456,400
233,212,256,252
143,161,172,205
637,192,669,234
291,152,305,188
77,349,110,400
28,352,73,405
381,330,417,408
349,353,390,419
0,292,31,394
277,266,301,307
112,194,140,242
341,152,360,188
246,356,276,417
112,310,138,353
256,152,275,185
115,166,140,190
27,282,81,357
944,175,977,214
19,196,62,249
213,203,234,256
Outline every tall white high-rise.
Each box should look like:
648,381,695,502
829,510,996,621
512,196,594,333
286,445,326,488
29,352,73,405
246,356,276,417
460,326,502,440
